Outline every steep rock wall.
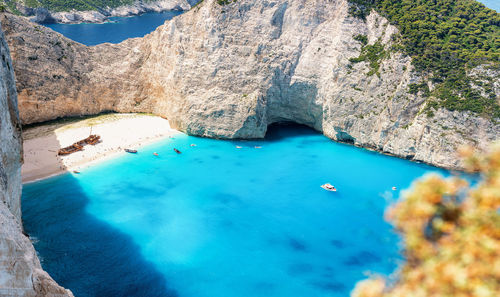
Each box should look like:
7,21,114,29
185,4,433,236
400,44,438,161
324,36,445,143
0,19,72,297
2,0,499,170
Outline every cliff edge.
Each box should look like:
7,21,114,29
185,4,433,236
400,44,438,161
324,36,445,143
2,0,499,170
0,18,72,297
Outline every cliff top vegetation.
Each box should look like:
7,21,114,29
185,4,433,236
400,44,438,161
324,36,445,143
348,0,500,118
2,0,148,12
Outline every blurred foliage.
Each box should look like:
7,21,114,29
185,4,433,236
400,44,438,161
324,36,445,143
348,0,500,118
352,143,500,297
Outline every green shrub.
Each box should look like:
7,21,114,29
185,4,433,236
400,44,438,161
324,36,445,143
408,83,430,97
353,34,368,45
347,0,376,20
24,0,41,8
350,40,387,76
18,0,136,12
217,0,236,6
347,0,500,118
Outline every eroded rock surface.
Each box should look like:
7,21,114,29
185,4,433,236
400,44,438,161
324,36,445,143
2,0,499,169
0,19,72,297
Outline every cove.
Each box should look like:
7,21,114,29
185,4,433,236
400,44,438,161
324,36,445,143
23,124,455,297
45,10,183,46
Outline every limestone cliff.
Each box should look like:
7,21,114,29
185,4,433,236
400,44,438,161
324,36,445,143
2,0,499,170
0,19,72,297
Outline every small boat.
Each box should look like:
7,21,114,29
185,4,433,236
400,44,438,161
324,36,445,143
321,183,337,192
174,148,182,154
190,144,197,147
73,170,80,174
236,146,242,149
153,152,159,156
254,146,262,149
392,186,397,191
124,149,137,153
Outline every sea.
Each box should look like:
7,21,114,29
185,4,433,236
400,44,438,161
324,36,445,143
45,10,182,46
23,124,456,297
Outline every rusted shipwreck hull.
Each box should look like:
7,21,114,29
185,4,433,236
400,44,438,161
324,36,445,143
58,134,101,156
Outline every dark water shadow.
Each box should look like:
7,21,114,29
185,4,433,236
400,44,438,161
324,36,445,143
265,122,319,141
22,173,177,297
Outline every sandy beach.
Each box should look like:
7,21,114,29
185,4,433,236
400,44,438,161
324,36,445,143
22,113,181,183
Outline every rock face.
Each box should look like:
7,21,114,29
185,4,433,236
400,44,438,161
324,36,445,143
21,0,199,24
0,19,72,297
2,0,499,170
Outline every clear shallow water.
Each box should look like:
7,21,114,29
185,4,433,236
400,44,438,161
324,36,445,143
23,125,454,297
45,11,182,46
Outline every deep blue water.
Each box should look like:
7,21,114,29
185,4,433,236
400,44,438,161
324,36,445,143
23,125,455,297
45,11,182,46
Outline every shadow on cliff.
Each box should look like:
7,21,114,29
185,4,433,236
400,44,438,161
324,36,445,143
21,172,177,297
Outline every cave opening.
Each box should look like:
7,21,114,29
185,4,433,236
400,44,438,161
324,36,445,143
264,121,320,141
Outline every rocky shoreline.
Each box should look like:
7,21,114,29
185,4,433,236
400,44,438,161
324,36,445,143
19,0,199,24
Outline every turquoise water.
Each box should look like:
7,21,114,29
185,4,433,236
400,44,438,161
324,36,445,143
23,125,454,297
45,11,182,46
